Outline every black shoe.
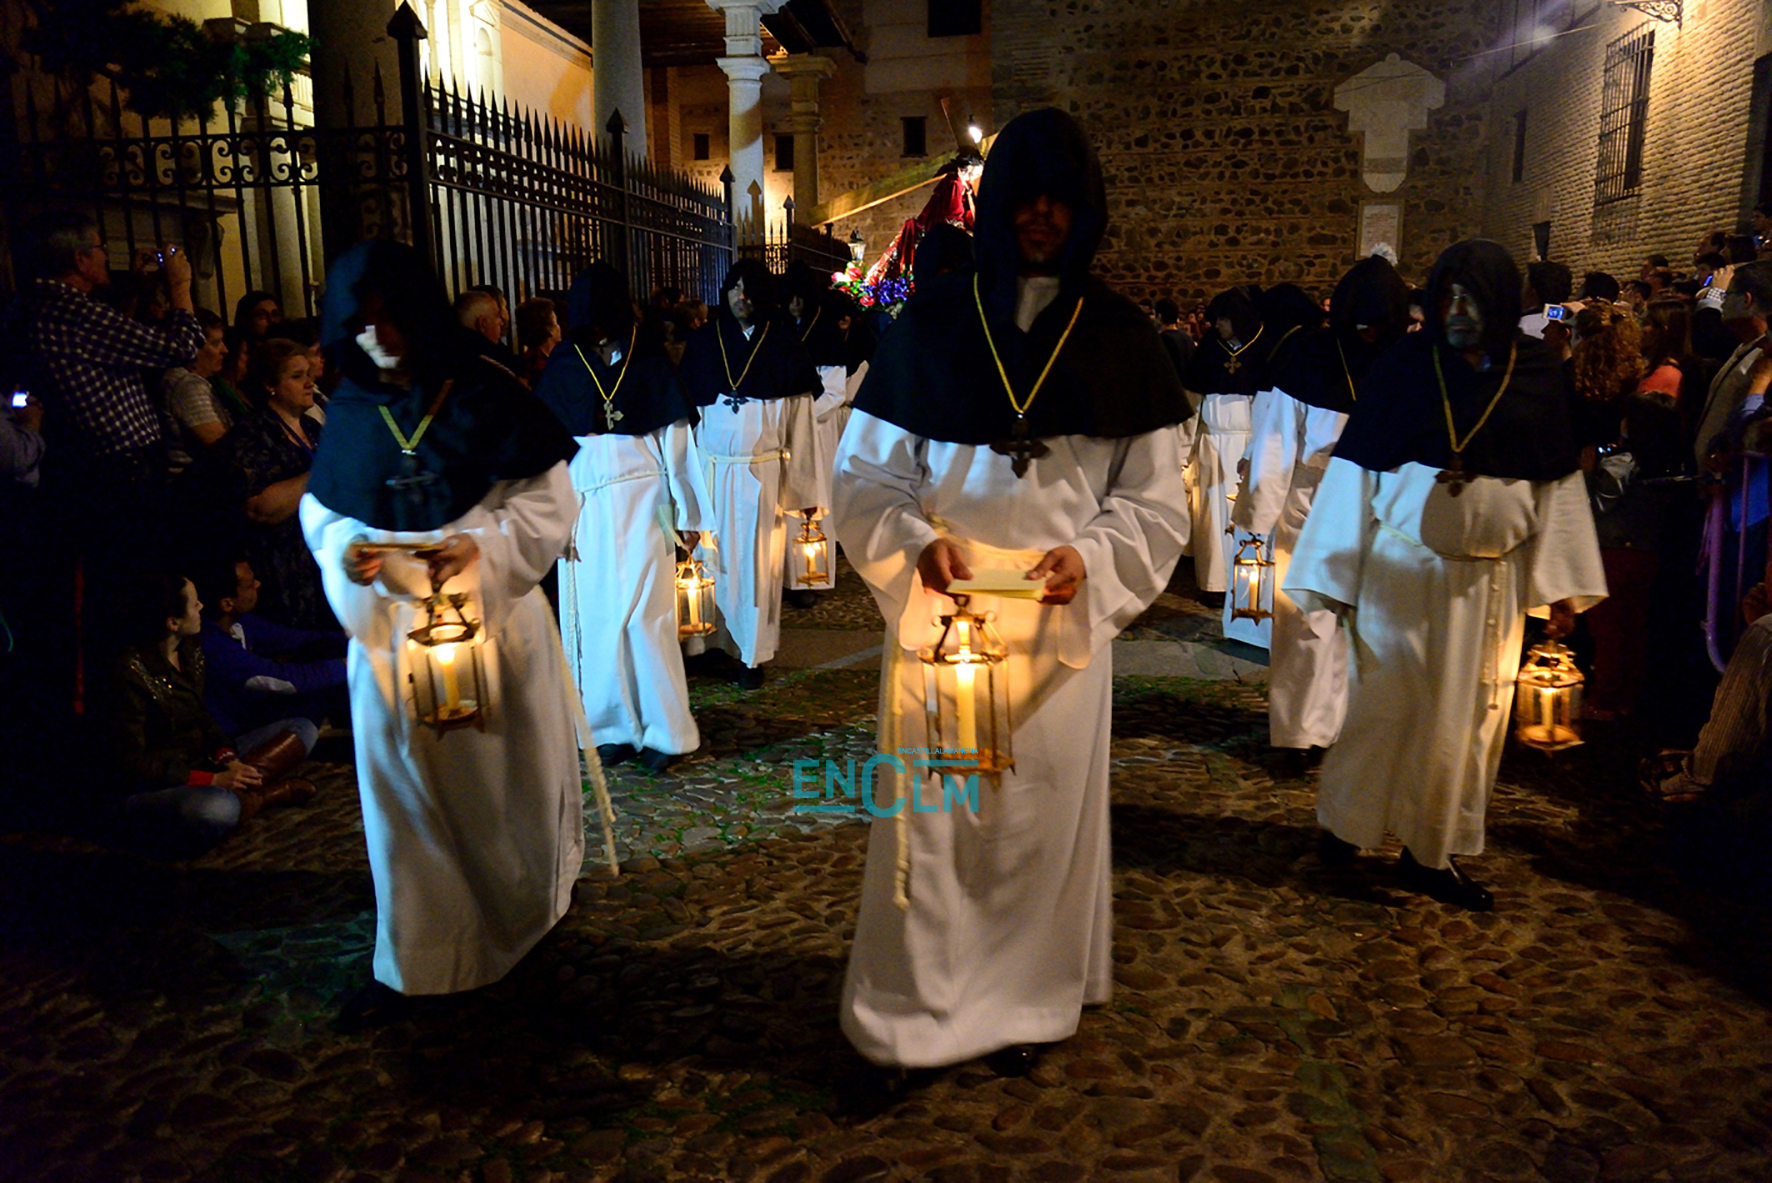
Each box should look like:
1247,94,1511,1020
985,1043,1042,1078
635,748,676,774
734,665,765,690
1398,848,1494,912
834,1062,931,1118
1275,748,1312,779
596,743,638,767
1318,830,1359,866
785,589,819,610
334,981,408,1034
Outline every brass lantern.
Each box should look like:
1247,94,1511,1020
676,558,716,640
1515,640,1584,752
918,597,1013,775
795,518,830,587
407,585,488,734
1230,533,1275,622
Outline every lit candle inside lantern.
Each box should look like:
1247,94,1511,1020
954,619,977,754
437,642,461,711
687,581,703,629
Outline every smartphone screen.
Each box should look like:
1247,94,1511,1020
10,392,27,408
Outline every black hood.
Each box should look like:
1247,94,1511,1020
320,239,467,393
565,261,637,346
1424,238,1523,362
1332,254,1412,335
973,108,1107,324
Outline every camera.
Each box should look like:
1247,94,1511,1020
1544,305,1568,321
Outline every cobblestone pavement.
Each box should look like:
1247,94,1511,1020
2,569,1771,1183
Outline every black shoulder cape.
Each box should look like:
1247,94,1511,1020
533,335,697,438
310,238,577,531
1275,329,1379,414
679,316,819,407
1183,330,1271,398
851,268,1192,444
1333,331,1580,481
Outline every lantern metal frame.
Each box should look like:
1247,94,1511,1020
676,557,717,640
1514,639,1585,753
918,596,1014,776
406,585,488,735
794,518,830,587
1229,532,1275,623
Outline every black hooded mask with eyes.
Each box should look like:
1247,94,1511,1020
1333,239,1579,480
532,262,697,438
850,108,1191,452
1275,255,1411,414
307,239,576,532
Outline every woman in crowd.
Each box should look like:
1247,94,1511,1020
109,572,317,858
158,308,233,475
223,338,333,630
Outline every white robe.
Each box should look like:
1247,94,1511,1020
1284,459,1606,868
1186,389,1261,604
561,420,712,755
1233,387,1349,748
694,388,823,666
831,410,1191,1068
782,364,849,594
300,463,584,995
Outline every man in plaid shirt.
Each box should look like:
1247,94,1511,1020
19,211,204,467
14,210,205,727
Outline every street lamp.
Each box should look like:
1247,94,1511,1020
847,229,866,263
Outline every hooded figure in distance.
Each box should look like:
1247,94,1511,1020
534,262,713,773
831,107,1194,1077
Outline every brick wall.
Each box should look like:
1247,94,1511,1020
988,0,1506,304
1482,1,1764,282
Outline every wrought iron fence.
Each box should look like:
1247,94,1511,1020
0,21,736,352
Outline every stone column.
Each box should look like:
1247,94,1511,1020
307,0,404,266
707,0,783,245
772,53,835,218
593,0,648,158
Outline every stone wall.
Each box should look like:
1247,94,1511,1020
1482,1,1766,282
990,0,1506,304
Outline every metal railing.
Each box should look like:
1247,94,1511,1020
1,18,736,351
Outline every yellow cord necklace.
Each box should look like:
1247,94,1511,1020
974,274,1084,477
574,326,637,430
1432,342,1518,496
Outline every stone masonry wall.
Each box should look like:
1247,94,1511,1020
1482,1,1765,282
990,0,1506,305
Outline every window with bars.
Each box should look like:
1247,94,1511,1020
1512,110,1529,183
1595,26,1655,205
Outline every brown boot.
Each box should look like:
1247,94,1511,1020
258,778,318,809
228,787,266,823
243,730,309,783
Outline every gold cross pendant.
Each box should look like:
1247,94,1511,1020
989,417,1049,478
1224,357,1241,374
1435,456,1467,498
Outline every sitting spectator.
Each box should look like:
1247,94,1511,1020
195,555,348,740
234,290,283,343
265,320,329,422
211,327,255,421
219,338,334,630
158,308,232,474
515,297,561,389
455,288,519,370
110,572,317,857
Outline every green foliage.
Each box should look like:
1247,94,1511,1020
23,0,312,122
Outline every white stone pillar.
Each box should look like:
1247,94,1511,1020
708,0,783,246
593,0,648,158
772,53,834,218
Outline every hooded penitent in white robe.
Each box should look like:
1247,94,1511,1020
561,420,712,755
300,463,584,994
831,411,1191,1068
694,390,823,667
1233,386,1349,748
1185,388,1250,597
1283,460,1606,867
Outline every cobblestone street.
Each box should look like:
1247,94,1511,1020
2,563,1770,1183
